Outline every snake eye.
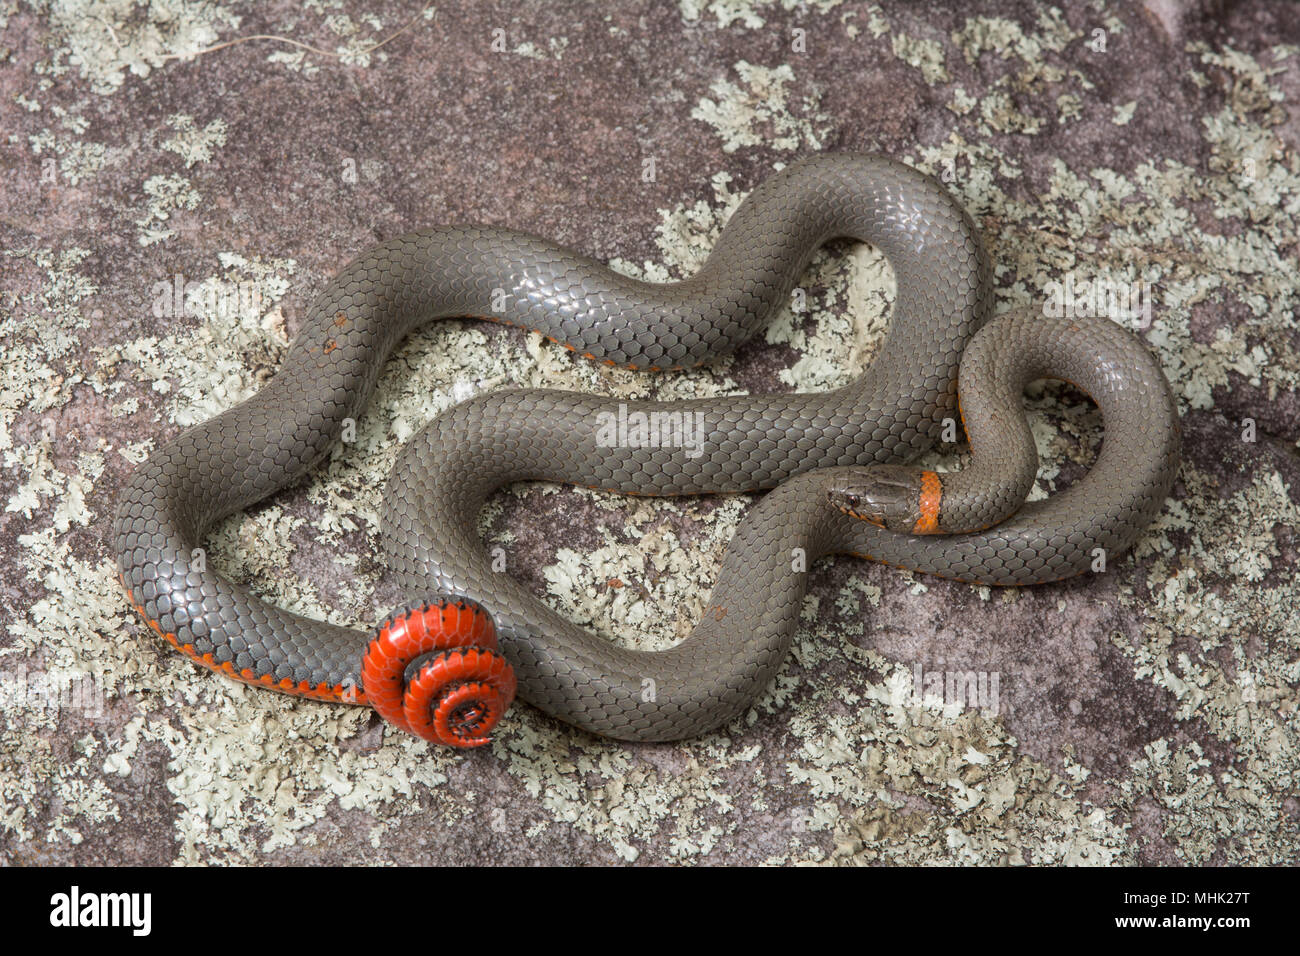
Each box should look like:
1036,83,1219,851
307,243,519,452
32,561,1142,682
829,487,869,519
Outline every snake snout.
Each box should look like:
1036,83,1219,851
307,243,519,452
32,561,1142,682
361,598,518,748
826,465,924,533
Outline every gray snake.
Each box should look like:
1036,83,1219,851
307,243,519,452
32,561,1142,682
112,153,1181,745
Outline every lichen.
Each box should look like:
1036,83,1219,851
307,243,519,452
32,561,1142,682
691,61,829,153
160,113,228,167
34,0,239,95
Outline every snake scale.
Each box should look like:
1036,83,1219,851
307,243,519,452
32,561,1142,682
112,153,1181,745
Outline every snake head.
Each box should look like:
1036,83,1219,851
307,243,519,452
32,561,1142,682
826,465,923,533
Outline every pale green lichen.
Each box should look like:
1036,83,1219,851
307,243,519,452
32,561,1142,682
691,61,829,153
512,37,568,61
27,121,112,185
134,173,201,246
679,0,844,30
160,113,228,167
34,0,239,95
266,49,319,76
891,32,950,85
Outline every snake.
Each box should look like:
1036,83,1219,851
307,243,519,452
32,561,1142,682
112,153,1181,746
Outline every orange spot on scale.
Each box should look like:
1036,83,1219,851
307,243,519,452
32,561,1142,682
843,507,887,529
116,576,368,705
913,471,942,535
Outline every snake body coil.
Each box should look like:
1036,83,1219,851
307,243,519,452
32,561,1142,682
112,154,1180,744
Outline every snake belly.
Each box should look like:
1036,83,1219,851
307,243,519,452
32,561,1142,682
112,153,1179,742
